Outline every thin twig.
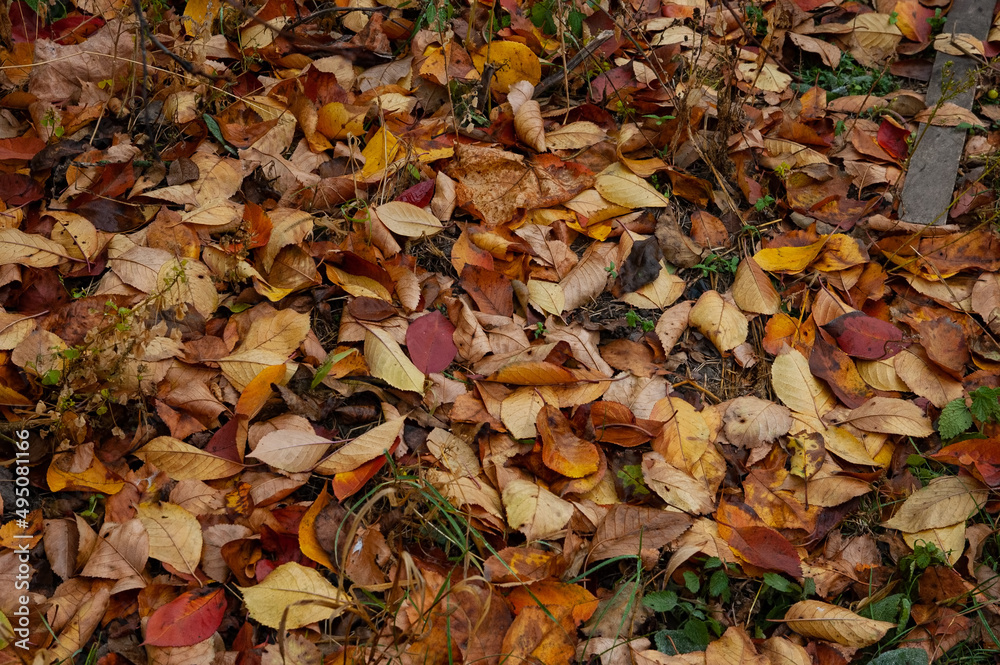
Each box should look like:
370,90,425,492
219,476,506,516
717,0,801,84
533,29,615,99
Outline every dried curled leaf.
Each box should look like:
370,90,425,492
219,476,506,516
784,600,894,647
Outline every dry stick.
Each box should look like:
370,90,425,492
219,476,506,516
717,0,801,84
132,0,222,82
532,29,614,99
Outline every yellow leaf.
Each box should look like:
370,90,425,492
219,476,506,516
183,0,217,36
314,417,404,475
621,264,685,309
471,41,542,94
595,163,670,208
364,327,425,392
784,600,895,647
753,240,823,274
360,126,401,180
771,349,836,419
239,562,349,629
316,102,366,140
137,502,203,575
502,478,574,542
374,201,444,238
883,475,987,532
688,290,748,353
133,436,244,480
527,279,565,316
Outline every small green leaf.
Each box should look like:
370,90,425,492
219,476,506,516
643,590,678,612
938,398,973,439
708,569,728,598
682,571,700,594
311,349,355,390
762,572,795,593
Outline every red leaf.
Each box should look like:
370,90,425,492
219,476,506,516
930,439,1000,486
397,180,435,208
823,311,908,360
405,311,457,374
729,526,802,577
0,137,46,162
332,439,399,500
876,118,910,162
144,587,227,647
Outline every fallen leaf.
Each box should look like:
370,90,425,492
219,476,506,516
784,600,894,647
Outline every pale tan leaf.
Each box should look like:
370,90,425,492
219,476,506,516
545,121,606,150
589,503,692,562
374,201,444,238
835,396,934,437
426,469,504,522
655,300,692,353
689,290,748,353
902,523,965,565
147,151,242,207
856,358,909,392
972,271,1000,333
595,163,669,208
108,245,171,293
893,348,964,408
156,258,219,318
642,452,715,514
501,386,555,440
732,258,780,315
914,103,985,127
425,427,481,478
933,32,985,57
514,99,546,152
0,228,71,267
239,562,349,629
502,477,574,542
771,349,836,419
262,208,314,272
846,13,902,67
883,475,988,532
137,502,203,575
706,626,768,665
202,524,253,582
787,32,841,68
80,519,149,579
248,430,333,473
0,312,37,350
527,279,565,316
736,62,792,93
315,417,405,474
603,373,668,419
364,327,425,392
560,242,615,311
133,437,244,480
622,263,685,310
785,600,895,647
723,397,792,448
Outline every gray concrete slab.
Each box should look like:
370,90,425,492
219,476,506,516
898,0,992,225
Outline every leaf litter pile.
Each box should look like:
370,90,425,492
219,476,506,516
8,0,1000,663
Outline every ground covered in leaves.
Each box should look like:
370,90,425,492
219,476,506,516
5,0,1000,663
